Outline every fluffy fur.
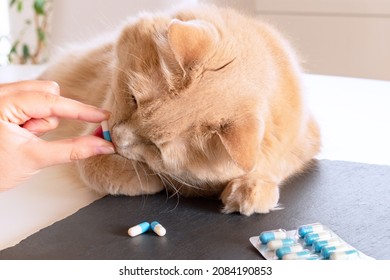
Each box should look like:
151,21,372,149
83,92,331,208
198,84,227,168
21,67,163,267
40,4,321,215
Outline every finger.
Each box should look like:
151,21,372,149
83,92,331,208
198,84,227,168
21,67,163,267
22,117,60,135
8,91,110,122
0,80,60,96
30,135,115,168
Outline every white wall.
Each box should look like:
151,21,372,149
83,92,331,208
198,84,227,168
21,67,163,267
50,0,194,46
0,0,11,65
200,0,255,14
6,0,194,63
254,0,390,80
6,0,390,80
204,0,390,81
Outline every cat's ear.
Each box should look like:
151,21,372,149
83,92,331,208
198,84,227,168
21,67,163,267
167,19,218,67
217,117,263,172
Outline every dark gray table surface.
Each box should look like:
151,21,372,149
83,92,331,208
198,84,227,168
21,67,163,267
1,159,389,260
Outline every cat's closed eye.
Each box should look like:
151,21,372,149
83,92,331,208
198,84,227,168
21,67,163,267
203,58,235,75
213,58,235,72
130,94,138,107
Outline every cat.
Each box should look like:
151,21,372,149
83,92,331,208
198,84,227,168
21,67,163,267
40,4,321,216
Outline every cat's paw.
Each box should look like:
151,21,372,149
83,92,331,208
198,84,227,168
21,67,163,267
220,176,280,216
77,154,164,196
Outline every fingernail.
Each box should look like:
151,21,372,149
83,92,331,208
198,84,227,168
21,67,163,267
98,108,111,118
96,145,115,155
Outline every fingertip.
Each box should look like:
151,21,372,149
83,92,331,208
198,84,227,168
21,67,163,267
76,104,111,123
97,108,111,120
81,135,116,156
32,135,116,167
95,145,116,155
66,136,115,161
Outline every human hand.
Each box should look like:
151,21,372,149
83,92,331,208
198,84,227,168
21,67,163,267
0,80,115,191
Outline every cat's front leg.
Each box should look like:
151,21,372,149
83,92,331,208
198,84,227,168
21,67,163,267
77,154,164,196
220,174,280,216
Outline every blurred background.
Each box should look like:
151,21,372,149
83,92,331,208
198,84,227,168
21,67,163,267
1,0,389,80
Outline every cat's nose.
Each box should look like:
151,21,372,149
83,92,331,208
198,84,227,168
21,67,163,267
111,123,136,148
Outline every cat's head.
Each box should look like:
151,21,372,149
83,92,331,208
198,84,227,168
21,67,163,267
109,7,266,185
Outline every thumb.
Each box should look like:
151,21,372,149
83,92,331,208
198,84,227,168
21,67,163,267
31,135,115,168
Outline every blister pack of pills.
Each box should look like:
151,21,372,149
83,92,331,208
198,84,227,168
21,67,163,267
249,222,374,260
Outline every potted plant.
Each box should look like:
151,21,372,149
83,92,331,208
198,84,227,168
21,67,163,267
8,0,53,64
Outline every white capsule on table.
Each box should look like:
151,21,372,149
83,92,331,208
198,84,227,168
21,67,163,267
128,221,150,237
298,223,324,238
304,231,331,245
267,238,295,250
151,221,166,236
259,229,287,244
330,249,359,260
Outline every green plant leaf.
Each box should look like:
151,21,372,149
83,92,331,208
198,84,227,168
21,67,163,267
22,44,30,60
10,45,17,54
37,28,45,42
10,0,17,7
10,41,19,54
34,0,45,15
17,0,23,12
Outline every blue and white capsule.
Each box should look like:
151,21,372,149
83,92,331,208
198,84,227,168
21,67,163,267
151,221,166,236
275,244,303,259
313,238,341,252
128,221,150,237
101,120,112,142
259,229,287,244
282,250,311,260
267,238,295,250
329,249,359,260
321,244,350,259
304,255,321,260
298,222,324,238
304,231,331,246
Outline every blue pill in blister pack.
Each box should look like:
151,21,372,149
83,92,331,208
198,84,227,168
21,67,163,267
275,244,303,259
330,249,359,260
298,223,324,238
253,222,371,261
304,231,331,245
259,230,287,244
321,244,350,259
267,238,295,250
313,238,341,253
282,250,311,260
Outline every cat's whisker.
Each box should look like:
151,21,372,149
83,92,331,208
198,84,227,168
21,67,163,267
130,160,145,194
161,173,177,193
160,175,172,203
157,173,180,212
156,173,170,197
157,173,180,204
168,174,202,190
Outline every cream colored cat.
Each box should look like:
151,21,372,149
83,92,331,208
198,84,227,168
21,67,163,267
40,4,320,215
